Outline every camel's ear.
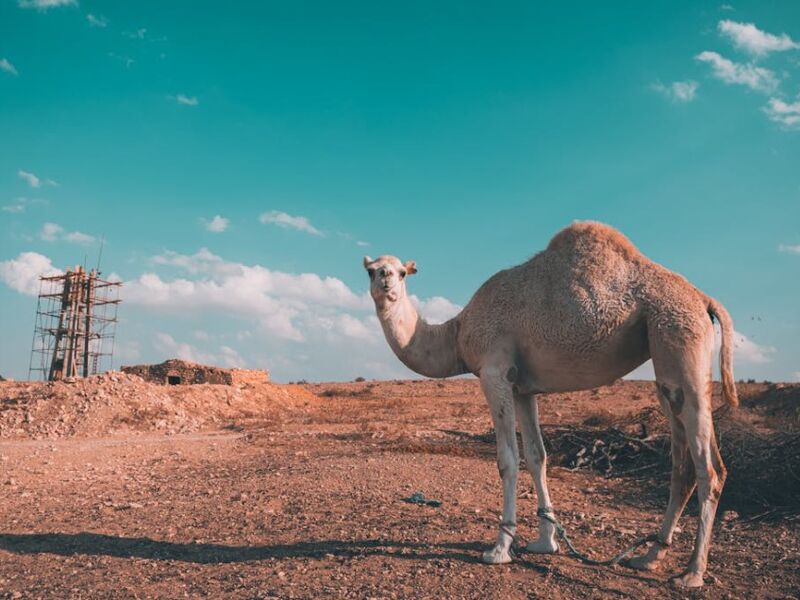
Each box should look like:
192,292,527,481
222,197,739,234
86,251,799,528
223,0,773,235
363,256,376,279
404,260,418,275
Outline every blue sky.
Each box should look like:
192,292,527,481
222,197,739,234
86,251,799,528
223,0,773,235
1,0,798,382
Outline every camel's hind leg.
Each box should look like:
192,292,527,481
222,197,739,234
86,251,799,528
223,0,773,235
673,388,726,588
637,324,727,588
514,393,558,553
627,386,695,571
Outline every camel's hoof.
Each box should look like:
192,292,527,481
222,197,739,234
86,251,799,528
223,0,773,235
481,545,513,565
525,538,559,554
671,571,704,589
626,555,658,572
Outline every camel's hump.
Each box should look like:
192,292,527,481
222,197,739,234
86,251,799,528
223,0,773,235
545,221,642,260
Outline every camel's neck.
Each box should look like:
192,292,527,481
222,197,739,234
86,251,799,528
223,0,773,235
374,294,466,379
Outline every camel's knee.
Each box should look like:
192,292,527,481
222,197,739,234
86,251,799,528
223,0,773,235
522,443,546,473
496,446,519,480
696,467,725,504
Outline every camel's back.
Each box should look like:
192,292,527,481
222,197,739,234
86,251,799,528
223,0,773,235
457,222,711,387
458,222,649,374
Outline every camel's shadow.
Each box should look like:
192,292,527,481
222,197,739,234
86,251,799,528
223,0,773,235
0,532,661,596
0,532,494,566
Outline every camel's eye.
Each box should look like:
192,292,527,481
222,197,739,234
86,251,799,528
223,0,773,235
367,268,376,279
399,270,406,279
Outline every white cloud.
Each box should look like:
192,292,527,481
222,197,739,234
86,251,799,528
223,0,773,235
652,80,698,102
2,197,44,213
153,333,217,365
108,53,134,69
18,170,41,188
40,222,63,242
204,215,229,233
0,58,18,77
714,327,776,364
63,231,96,245
17,0,76,9
413,295,463,325
719,4,735,10
17,169,56,188
174,94,198,106
125,28,147,40
764,97,800,129
695,51,778,93
732,331,776,364
356,241,370,247
86,13,107,28
220,345,246,368
779,243,800,253
0,252,61,295
718,20,799,57
259,210,322,236
2,247,465,381
40,222,95,244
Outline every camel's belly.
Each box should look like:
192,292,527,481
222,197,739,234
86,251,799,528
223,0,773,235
516,316,649,393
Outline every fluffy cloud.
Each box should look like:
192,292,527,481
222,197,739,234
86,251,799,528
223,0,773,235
40,222,96,244
175,94,198,106
2,197,44,213
259,210,322,236
17,0,76,9
731,331,776,364
126,28,148,40
764,97,800,129
40,222,62,242
0,252,61,295
695,51,778,93
86,14,108,28
204,215,229,233
712,326,776,364
413,295,463,324
18,170,41,188
778,243,800,254
153,333,218,365
63,231,96,244
1,247,466,381
0,58,18,77
652,80,698,102
718,20,799,57
18,169,56,188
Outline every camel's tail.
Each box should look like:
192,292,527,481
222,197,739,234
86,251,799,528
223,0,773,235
707,297,739,408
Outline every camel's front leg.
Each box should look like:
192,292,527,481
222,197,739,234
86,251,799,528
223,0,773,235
480,365,519,565
515,393,559,553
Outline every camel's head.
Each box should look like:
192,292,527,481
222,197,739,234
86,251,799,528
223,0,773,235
363,255,417,305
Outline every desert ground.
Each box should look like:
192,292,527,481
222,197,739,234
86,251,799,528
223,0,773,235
0,374,797,599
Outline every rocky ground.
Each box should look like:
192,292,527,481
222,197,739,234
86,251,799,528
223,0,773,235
0,376,797,599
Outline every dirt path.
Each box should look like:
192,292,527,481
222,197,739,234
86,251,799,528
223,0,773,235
0,379,797,598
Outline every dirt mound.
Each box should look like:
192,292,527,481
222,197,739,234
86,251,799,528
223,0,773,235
0,371,318,439
739,383,800,430
548,403,800,517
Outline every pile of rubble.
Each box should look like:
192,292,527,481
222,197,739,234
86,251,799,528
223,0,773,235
0,371,317,439
549,391,800,517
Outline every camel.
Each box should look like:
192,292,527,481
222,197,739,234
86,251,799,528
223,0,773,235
364,221,737,589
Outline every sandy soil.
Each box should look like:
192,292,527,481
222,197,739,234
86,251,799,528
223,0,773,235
0,378,797,599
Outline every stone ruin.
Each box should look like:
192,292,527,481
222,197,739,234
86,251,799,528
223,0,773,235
121,359,269,386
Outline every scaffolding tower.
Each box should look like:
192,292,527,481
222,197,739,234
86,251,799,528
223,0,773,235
28,265,122,381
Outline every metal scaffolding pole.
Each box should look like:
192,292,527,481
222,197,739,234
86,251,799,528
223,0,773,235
28,266,122,381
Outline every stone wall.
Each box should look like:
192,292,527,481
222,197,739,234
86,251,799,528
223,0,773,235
121,359,269,386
